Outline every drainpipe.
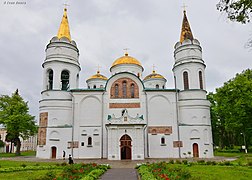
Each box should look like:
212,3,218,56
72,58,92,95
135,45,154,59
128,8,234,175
144,91,150,157
174,75,181,158
70,93,75,157
101,92,104,158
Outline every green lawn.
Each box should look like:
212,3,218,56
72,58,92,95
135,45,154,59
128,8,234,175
186,165,252,180
0,160,58,168
0,169,62,180
0,151,36,157
0,161,109,180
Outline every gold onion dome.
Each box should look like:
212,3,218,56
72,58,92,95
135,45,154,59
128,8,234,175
57,8,71,41
111,52,142,68
180,10,193,43
144,70,165,81
87,71,108,81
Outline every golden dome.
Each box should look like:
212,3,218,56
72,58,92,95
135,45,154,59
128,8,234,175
144,70,165,81
111,53,142,68
87,71,108,81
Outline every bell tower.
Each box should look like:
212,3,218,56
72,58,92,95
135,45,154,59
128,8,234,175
172,10,213,158
37,8,81,159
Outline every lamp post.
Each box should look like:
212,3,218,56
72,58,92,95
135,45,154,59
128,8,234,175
240,132,247,154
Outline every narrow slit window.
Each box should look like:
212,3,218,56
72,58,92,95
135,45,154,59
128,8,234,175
61,70,69,90
48,70,53,90
161,137,165,145
122,81,127,98
131,84,135,98
199,71,203,89
115,84,119,98
88,137,92,146
183,71,189,90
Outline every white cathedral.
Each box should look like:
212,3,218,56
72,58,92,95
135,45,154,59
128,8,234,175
36,8,214,160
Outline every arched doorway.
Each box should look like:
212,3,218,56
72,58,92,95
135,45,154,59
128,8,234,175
51,146,57,159
193,143,199,158
120,134,132,160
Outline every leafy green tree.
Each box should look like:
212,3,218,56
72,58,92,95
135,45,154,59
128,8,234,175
217,0,252,24
0,89,37,155
209,69,252,149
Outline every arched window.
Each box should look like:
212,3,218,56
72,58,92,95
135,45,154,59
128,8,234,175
162,85,165,89
61,70,69,90
156,84,159,89
131,84,135,98
183,71,189,90
115,84,119,98
88,137,92,146
48,70,53,90
199,71,203,89
122,81,127,98
161,137,165,145
93,85,96,89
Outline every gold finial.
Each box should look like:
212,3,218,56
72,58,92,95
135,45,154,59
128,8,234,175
152,64,156,73
96,64,101,74
57,6,71,41
123,48,129,56
180,7,194,43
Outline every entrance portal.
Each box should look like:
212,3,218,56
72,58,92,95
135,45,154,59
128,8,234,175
120,134,132,160
193,143,199,158
51,146,57,159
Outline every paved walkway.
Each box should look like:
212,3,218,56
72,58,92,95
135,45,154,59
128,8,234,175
100,168,138,180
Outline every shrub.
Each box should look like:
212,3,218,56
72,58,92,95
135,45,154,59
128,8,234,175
175,160,182,164
182,160,188,165
206,161,217,165
20,164,27,168
61,162,68,166
223,161,232,166
197,160,205,165
247,161,252,166
82,169,105,180
168,159,174,164
138,165,156,180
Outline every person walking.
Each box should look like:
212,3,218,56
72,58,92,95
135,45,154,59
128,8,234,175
68,154,74,164
63,150,66,160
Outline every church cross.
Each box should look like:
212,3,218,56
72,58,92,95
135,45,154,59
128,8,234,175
181,3,187,12
152,64,157,73
96,64,101,73
123,48,130,55
63,2,70,9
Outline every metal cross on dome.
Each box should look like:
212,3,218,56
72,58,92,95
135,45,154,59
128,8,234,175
96,64,101,73
123,48,130,55
152,64,156,73
63,2,70,9
181,3,188,12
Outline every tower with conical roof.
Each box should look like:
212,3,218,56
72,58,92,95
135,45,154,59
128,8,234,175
37,8,81,159
172,10,213,158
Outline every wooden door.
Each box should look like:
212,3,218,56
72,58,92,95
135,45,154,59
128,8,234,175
51,146,57,159
120,134,132,160
193,143,199,158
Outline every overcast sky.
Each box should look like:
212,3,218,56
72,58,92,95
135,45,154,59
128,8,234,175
0,0,251,121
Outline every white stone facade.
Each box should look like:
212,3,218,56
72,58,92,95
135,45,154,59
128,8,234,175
36,11,214,160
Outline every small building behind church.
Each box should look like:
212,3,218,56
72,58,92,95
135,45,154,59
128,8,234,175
36,8,214,160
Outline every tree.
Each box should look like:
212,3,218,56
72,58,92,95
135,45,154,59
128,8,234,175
217,0,252,24
0,89,37,155
209,69,252,149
